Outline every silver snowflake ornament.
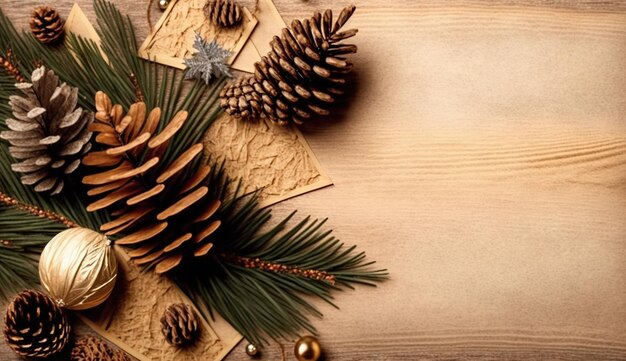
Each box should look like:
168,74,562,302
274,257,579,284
184,33,232,84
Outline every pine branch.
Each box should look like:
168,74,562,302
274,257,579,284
0,202,67,300
176,192,388,345
0,7,107,229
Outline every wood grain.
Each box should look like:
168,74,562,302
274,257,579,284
2,0,626,360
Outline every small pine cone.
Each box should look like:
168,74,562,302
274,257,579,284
3,290,71,359
0,66,94,195
220,5,358,126
30,6,65,45
204,0,242,28
71,335,130,361
161,303,200,346
220,76,263,118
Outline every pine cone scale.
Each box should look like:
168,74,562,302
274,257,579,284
6,118,39,131
134,248,164,265
59,108,83,129
334,5,356,33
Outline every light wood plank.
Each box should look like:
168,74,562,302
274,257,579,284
1,1,626,360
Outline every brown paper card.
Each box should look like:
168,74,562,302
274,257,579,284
64,3,108,62
138,0,257,70
64,3,100,42
204,114,332,207
230,0,286,73
80,247,241,361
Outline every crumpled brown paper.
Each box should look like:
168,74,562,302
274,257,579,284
204,114,332,206
81,248,241,361
138,0,257,70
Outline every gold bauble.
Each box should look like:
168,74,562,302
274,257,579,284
294,336,322,361
39,227,118,310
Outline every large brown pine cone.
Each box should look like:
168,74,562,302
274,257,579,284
0,66,93,195
30,6,65,45
220,5,358,126
71,335,130,361
82,91,221,274
204,0,242,28
161,303,200,346
3,290,71,359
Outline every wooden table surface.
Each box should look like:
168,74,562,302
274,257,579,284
2,0,626,360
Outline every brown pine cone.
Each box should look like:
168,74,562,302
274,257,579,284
161,303,200,346
71,335,130,361
30,6,65,45
82,91,222,274
3,290,71,358
204,0,242,28
220,5,358,126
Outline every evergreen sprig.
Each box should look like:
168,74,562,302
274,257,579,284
0,204,66,300
0,0,387,345
178,192,388,345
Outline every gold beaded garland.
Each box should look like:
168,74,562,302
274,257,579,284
294,336,322,361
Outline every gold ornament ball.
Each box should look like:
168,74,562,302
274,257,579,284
158,0,170,10
39,227,118,310
294,336,322,361
245,343,258,356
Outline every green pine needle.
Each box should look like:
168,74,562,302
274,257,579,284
0,204,66,300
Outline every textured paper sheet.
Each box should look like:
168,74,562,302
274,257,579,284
138,0,257,70
65,4,102,48
81,248,241,361
230,0,287,73
204,114,332,207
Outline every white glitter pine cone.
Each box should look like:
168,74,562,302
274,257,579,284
0,66,93,195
